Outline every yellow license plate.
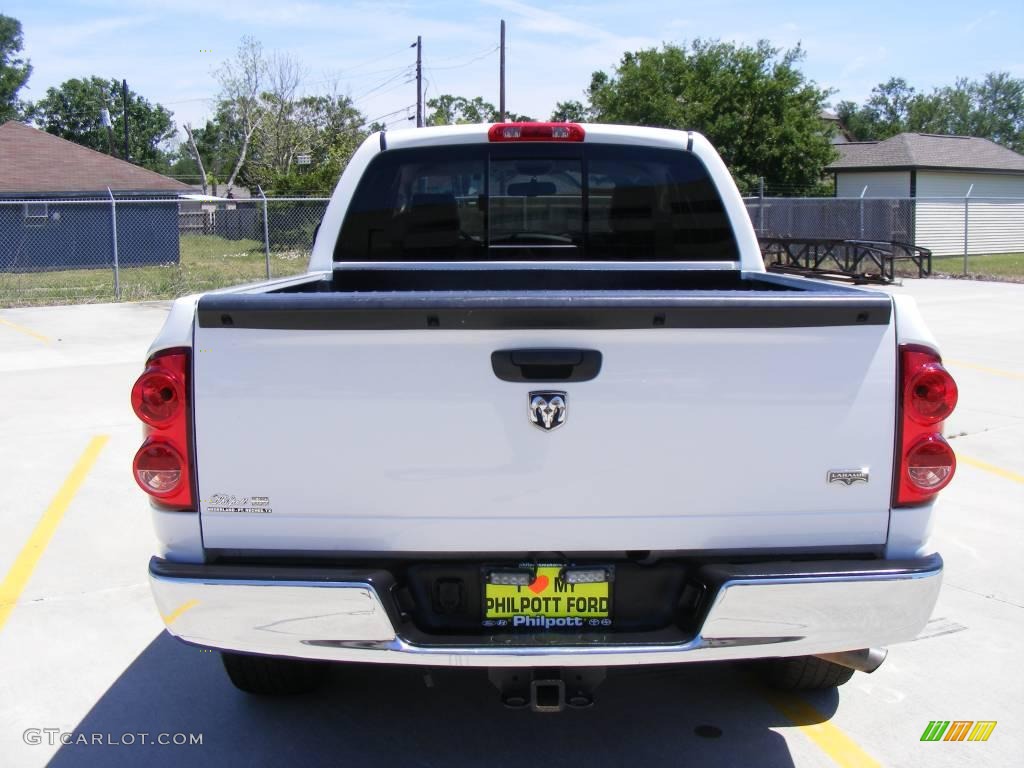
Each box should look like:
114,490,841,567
484,566,612,629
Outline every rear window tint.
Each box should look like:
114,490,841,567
335,143,738,262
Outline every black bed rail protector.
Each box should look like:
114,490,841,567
197,290,891,331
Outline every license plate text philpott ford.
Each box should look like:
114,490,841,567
483,566,612,629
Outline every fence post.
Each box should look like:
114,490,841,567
258,185,271,279
963,184,973,275
859,185,868,239
107,187,121,301
758,177,765,235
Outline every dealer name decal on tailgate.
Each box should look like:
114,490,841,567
205,493,273,514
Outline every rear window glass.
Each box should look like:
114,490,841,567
335,143,738,262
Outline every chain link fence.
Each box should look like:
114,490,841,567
744,196,916,243
0,195,329,307
4,191,1022,306
743,195,1024,271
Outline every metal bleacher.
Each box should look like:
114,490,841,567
759,237,933,284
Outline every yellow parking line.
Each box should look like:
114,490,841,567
0,316,51,344
956,453,1024,485
767,692,881,768
0,435,109,632
161,599,199,626
944,358,1024,381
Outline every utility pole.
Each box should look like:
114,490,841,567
415,36,423,127
122,79,130,162
499,20,506,122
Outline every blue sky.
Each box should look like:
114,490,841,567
6,0,1024,134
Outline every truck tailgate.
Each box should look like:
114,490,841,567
193,287,896,553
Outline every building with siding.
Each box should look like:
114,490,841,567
0,120,190,272
820,110,853,144
827,133,1024,255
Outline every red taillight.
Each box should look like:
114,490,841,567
131,367,184,426
488,122,585,142
905,435,957,492
895,345,958,506
131,349,194,510
133,441,185,496
905,361,958,426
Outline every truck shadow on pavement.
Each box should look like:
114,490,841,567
49,632,839,768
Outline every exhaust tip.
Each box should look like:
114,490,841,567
815,647,888,674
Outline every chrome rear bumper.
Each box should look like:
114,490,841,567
149,555,942,667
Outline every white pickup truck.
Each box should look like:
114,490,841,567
134,123,958,710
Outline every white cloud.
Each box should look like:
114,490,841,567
25,15,154,52
839,46,886,79
127,0,479,39
964,9,997,33
480,0,612,40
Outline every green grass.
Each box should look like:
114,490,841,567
6,238,1022,306
0,234,311,307
929,252,1024,281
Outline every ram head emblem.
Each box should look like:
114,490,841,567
529,392,567,431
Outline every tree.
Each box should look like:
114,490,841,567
426,94,531,125
247,50,306,182
836,73,1024,150
174,46,371,196
550,100,592,122
584,40,836,193
182,123,209,194
261,93,368,195
970,73,1024,150
215,36,268,195
170,103,245,191
838,78,924,141
0,14,31,122
867,78,918,138
27,77,176,170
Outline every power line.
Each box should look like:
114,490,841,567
297,61,417,90
354,76,415,106
361,104,416,127
349,67,415,102
420,46,500,115
22,40,499,124
429,47,498,71
429,44,500,64
328,45,418,76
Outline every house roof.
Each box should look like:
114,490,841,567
827,133,1024,174
827,132,1024,174
0,120,190,195
819,110,853,144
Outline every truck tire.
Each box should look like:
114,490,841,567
221,652,328,695
756,656,855,690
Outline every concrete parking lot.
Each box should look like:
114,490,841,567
0,278,1021,767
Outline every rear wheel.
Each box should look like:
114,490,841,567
755,656,855,690
221,652,328,695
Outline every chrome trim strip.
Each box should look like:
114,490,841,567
150,560,942,667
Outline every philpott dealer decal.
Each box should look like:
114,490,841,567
205,493,272,514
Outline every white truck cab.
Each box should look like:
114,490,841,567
134,123,956,708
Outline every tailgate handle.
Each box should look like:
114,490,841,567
491,349,602,382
